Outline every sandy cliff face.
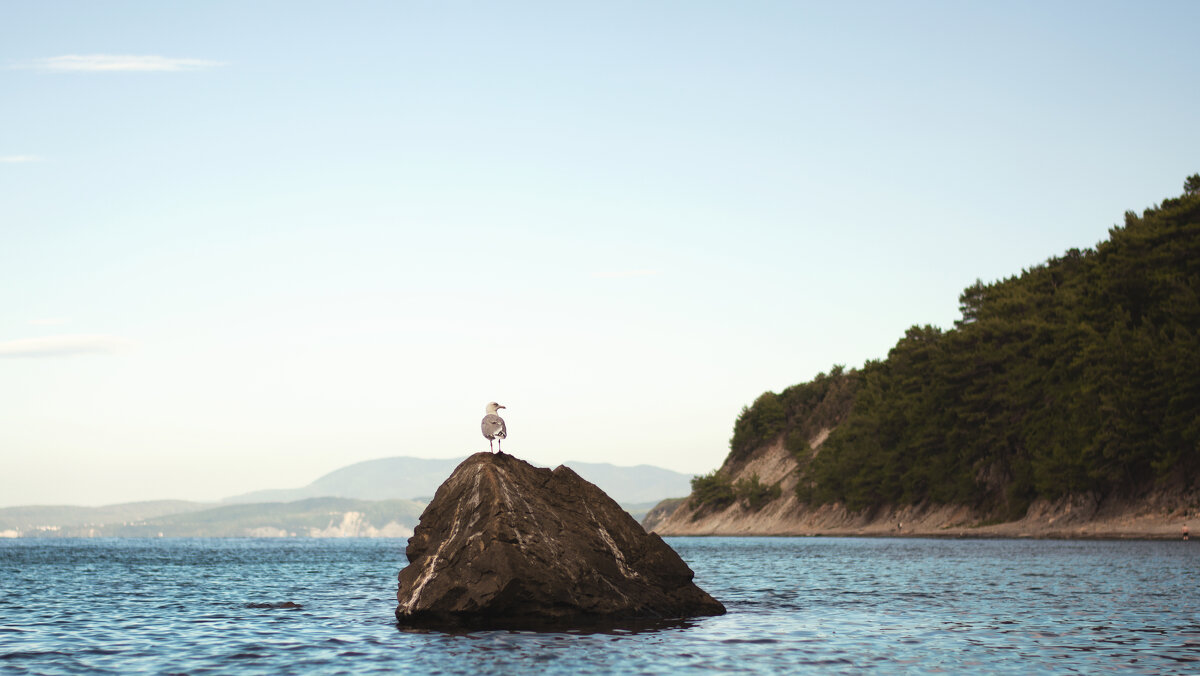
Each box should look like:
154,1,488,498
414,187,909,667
653,428,918,536
652,431,1198,539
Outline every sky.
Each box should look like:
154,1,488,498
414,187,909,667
2,1,1198,508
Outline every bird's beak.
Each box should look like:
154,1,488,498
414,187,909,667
498,405,506,409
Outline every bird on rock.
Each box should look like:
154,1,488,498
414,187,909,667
481,402,507,453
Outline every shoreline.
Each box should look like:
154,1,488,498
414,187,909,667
649,492,1197,542
648,433,1198,543
663,530,1195,541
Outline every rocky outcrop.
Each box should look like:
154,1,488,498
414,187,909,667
640,497,687,533
651,432,825,535
395,452,725,629
245,601,302,609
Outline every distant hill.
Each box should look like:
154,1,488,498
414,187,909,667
223,455,694,507
556,461,694,504
1,455,693,538
2,498,424,538
131,497,425,538
224,456,466,504
655,176,1200,534
0,500,212,533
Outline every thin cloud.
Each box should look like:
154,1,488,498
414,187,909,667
0,155,42,163
19,54,227,72
592,269,663,279
28,318,70,326
0,335,134,358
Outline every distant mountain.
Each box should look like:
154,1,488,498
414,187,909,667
556,461,694,504
223,455,694,507
0,500,212,534
224,457,466,504
131,498,424,538
0,456,694,539
2,498,424,538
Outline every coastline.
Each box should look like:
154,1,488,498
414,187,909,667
651,496,1196,540
658,519,1196,541
647,436,1197,541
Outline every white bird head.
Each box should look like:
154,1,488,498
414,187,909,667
485,402,506,414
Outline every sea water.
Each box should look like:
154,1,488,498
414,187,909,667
1,537,1196,674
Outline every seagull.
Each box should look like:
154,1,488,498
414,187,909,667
481,402,507,453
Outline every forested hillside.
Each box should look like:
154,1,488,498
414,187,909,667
717,177,1200,519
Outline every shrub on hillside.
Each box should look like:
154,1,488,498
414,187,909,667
734,474,781,511
690,470,734,512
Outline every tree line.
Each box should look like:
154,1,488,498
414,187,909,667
707,176,1200,518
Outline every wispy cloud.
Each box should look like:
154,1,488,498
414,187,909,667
0,335,134,358
0,155,42,163
592,269,662,279
17,54,227,72
28,318,70,326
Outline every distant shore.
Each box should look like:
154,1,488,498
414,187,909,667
649,493,1197,541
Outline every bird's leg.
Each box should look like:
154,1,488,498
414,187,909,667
488,439,494,453
497,440,502,453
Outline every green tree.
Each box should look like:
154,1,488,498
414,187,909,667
764,175,1200,515
689,470,734,512
728,392,786,461
734,475,781,510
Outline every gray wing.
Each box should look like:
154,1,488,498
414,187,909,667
481,414,507,440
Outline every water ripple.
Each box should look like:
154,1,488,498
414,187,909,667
1,537,1198,674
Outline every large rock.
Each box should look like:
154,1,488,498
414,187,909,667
395,452,726,629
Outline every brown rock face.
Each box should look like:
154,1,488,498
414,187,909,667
395,452,725,629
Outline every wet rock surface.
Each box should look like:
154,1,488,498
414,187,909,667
246,601,302,609
395,452,725,629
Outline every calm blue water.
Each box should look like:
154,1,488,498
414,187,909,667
1,537,1197,674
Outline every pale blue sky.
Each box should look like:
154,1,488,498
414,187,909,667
2,1,1197,507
